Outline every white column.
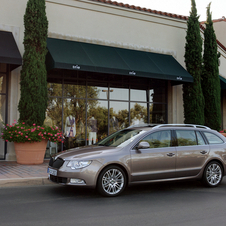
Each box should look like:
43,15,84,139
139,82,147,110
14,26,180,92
5,67,21,161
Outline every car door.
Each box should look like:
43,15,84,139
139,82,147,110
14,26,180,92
130,130,176,182
175,130,209,178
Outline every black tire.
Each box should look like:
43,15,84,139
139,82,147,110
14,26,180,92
202,161,223,187
97,165,127,197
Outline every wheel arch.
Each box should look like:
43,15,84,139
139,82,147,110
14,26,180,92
204,159,225,175
96,163,129,188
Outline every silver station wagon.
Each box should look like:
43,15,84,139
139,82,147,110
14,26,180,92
48,124,226,197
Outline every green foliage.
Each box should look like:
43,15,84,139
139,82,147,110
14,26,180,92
183,0,205,125
18,0,48,126
1,120,63,143
201,3,221,131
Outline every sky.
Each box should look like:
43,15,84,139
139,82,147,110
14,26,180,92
118,0,226,21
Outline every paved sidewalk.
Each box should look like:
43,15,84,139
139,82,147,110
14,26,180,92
0,160,53,187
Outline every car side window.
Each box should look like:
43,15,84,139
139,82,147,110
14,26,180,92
196,131,206,145
140,130,171,148
203,132,224,144
176,130,197,146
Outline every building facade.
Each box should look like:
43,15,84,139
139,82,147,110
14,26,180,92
0,0,226,160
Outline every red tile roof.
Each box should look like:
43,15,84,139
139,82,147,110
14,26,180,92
200,16,226,24
90,0,188,20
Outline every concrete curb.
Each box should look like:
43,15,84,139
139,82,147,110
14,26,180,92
0,177,53,188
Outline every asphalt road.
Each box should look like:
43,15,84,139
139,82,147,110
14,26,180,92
1,178,226,226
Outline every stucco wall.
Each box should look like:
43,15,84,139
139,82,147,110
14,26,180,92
1,0,226,156
213,20,226,47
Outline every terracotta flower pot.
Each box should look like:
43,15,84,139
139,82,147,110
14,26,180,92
14,140,48,165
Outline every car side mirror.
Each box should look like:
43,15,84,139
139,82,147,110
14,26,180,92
137,141,150,149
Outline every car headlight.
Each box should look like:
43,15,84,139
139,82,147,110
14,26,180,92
67,160,92,169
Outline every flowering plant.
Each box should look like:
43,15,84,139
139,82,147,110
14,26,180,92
1,120,63,143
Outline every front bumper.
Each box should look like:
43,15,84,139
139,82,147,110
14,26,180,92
48,158,103,188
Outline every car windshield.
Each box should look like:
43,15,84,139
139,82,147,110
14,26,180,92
97,129,145,147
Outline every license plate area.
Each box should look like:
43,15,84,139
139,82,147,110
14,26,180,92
48,167,57,176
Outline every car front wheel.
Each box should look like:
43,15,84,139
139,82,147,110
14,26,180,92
97,165,127,197
202,161,223,187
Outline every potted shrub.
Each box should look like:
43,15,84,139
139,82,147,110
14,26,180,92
1,121,63,164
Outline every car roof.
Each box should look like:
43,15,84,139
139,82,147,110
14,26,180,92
128,124,212,132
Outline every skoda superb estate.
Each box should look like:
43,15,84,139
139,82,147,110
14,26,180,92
48,124,226,197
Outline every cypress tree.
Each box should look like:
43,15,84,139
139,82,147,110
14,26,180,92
202,3,221,131
18,0,48,126
183,0,205,125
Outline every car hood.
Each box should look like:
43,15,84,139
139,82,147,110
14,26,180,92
55,145,122,160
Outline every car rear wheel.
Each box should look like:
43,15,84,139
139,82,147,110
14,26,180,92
97,165,127,197
202,161,223,187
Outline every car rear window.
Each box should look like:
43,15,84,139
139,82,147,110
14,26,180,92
203,132,224,144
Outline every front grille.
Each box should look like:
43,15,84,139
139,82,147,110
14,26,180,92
50,175,68,184
49,157,64,169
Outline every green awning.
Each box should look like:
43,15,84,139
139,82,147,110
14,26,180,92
46,38,193,83
220,76,226,90
0,31,22,70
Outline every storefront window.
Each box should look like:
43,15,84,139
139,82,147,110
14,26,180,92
131,89,147,102
87,100,108,143
109,87,129,101
150,103,167,124
109,101,129,134
64,83,86,98
47,83,62,97
150,88,166,103
130,102,148,125
45,98,63,156
63,98,86,149
45,74,168,154
87,83,108,99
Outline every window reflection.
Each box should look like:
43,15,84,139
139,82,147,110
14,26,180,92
87,84,108,99
150,88,166,102
196,132,205,145
110,101,129,134
141,130,171,148
64,83,86,98
63,98,86,149
0,76,6,94
45,75,168,154
176,130,197,146
203,132,224,144
130,102,148,125
87,100,108,143
150,103,166,124
131,89,147,102
47,83,62,97
45,98,63,155
110,87,129,101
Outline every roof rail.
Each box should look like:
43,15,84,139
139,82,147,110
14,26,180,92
153,124,211,130
127,123,160,128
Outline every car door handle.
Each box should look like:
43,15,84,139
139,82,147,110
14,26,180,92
167,153,175,157
200,151,207,154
